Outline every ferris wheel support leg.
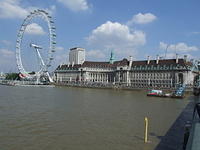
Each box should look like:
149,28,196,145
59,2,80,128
35,47,53,83
36,74,40,84
47,72,53,83
35,48,46,68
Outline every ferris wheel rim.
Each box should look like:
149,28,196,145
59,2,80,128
16,9,56,77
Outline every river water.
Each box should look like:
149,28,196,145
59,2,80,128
0,85,190,150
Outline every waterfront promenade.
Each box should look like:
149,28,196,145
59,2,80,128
154,97,196,150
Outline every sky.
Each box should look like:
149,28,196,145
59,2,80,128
0,0,200,72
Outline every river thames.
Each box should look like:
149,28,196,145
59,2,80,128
0,85,192,150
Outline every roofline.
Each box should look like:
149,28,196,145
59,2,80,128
70,47,85,51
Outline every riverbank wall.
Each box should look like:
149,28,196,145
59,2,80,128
54,82,193,92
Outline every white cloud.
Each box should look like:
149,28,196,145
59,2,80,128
127,13,157,25
87,21,146,47
0,0,56,19
191,32,200,35
0,48,16,72
53,46,68,69
0,48,14,57
159,42,198,53
87,50,106,60
160,53,194,60
159,42,168,50
44,5,56,16
25,23,46,35
55,46,64,51
1,40,12,46
86,21,146,59
0,0,28,19
57,0,89,12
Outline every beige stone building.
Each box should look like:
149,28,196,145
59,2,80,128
54,53,197,88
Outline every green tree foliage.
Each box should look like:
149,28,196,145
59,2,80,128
29,71,35,75
5,73,20,80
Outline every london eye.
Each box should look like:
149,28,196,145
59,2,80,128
16,9,56,83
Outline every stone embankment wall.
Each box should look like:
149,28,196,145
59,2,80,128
54,81,183,91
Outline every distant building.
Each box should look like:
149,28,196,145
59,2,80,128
54,51,198,89
69,47,85,65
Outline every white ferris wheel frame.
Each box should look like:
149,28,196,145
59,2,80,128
16,9,56,81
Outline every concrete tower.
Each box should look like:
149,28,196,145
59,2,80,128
69,47,85,65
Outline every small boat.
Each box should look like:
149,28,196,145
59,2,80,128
147,89,172,98
147,90,164,97
171,91,184,98
171,84,185,99
170,94,184,99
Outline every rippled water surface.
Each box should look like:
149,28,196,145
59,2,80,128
0,85,189,150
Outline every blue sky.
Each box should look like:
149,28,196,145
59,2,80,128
0,0,200,72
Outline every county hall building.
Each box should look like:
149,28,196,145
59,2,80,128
54,47,197,89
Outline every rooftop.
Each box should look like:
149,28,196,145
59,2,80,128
70,47,85,51
56,58,193,71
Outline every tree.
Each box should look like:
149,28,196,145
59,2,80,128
5,73,20,80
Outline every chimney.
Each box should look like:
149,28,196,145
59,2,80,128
156,55,159,64
184,55,187,62
176,53,178,64
147,56,150,65
129,56,133,68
